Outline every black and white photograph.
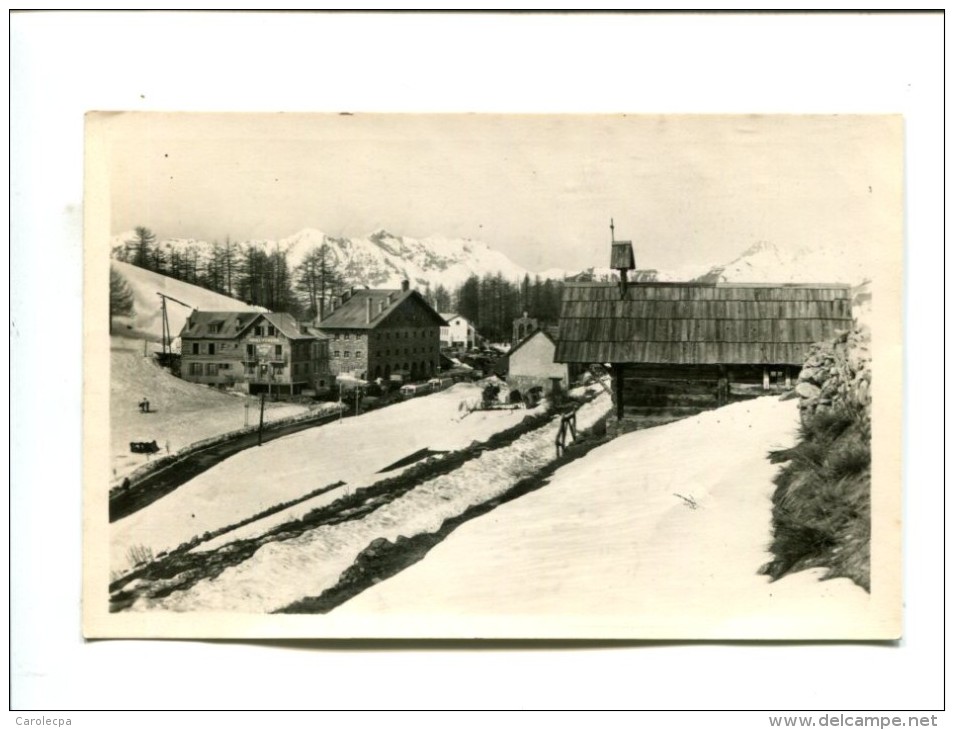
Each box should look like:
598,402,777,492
13,10,944,717
84,112,902,639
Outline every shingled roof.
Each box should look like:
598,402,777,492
317,288,446,329
554,282,853,365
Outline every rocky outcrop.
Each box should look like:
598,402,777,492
795,325,871,422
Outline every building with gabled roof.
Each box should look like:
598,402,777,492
439,312,477,349
555,235,853,419
506,326,574,397
179,311,331,396
315,281,447,382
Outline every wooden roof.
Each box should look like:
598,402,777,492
610,241,635,270
554,282,853,365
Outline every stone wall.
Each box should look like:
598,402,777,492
794,325,871,421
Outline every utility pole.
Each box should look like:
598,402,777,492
156,292,192,357
258,391,266,446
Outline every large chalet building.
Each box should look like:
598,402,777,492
315,281,447,382
179,311,332,396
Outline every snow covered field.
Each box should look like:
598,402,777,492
129,391,608,612
112,382,547,572
110,336,308,482
338,396,871,637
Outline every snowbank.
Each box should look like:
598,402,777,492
339,396,870,636
128,392,610,612
112,382,544,571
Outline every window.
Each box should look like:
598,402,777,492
208,343,215,355
190,362,202,375
334,350,340,357
218,363,229,370
244,363,255,375
192,343,199,355
246,344,255,358
275,344,283,357
355,351,362,359
254,325,264,336
267,325,276,337
205,363,217,375
344,351,351,358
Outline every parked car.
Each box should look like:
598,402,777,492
400,383,432,399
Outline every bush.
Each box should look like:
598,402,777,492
482,383,500,406
126,544,154,568
762,404,871,591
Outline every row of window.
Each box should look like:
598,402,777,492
189,362,230,376
333,330,436,341
330,345,439,360
188,362,315,378
188,341,322,358
191,342,285,357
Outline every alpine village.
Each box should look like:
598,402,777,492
108,221,873,617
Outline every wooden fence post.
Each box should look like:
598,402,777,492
258,392,266,446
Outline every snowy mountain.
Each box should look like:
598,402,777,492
113,228,535,291
546,240,871,286
693,240,870,286
112,229,873,295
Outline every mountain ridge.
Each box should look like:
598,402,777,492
112,228,871,291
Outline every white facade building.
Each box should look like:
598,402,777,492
439,313,477,349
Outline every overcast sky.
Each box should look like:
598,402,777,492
102,112,901,274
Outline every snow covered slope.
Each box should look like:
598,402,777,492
110,336,307,484
695,240,870,285
339,396,873,638
111,383,546,573
111,260,264,341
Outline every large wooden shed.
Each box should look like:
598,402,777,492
554,279,853,418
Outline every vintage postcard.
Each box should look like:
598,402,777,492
83,113,903,639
